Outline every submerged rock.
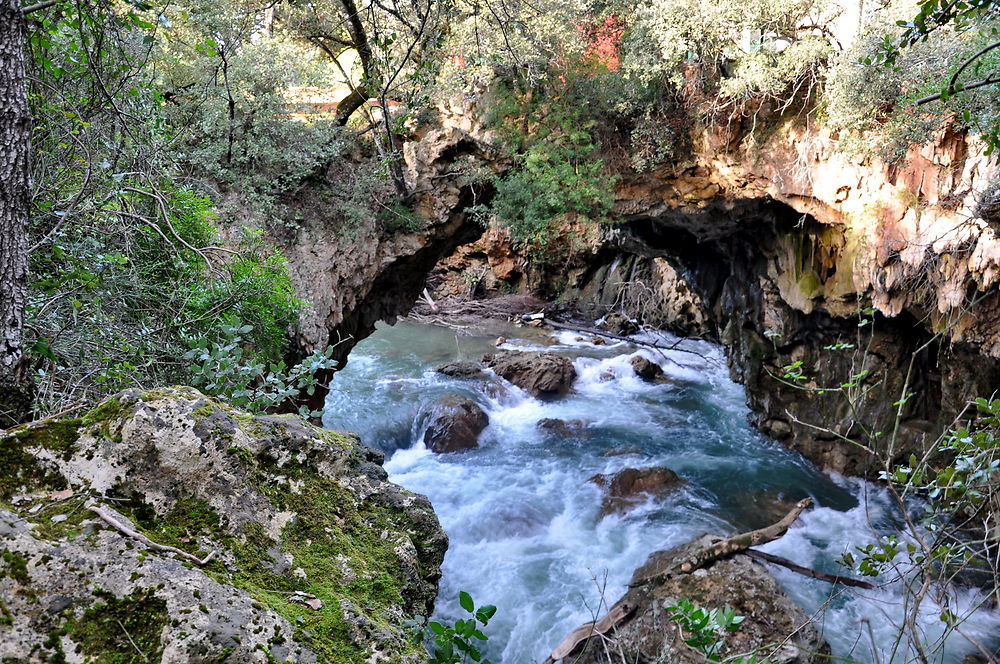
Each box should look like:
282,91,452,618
482,350,576,397
588,466,685,515
562,534,828,664
0,387,446,664
630,355,665,381
536,418,588,437
435,361,485,379
423,395,490,453
600,312,639,336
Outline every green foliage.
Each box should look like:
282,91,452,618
826,0,1000,160
183,322,337,417
668,599,774,664
154,1,349,218
483,76,620,258
668,599,745,661
418,592,497,664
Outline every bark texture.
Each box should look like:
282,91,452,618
0,0,33,426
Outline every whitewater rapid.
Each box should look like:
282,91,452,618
324,321,999,663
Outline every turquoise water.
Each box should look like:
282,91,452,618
324,320,999,663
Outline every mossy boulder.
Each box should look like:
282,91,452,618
0,387,447,663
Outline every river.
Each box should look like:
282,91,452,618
324,319,999,663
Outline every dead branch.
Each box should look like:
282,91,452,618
90,504,217,566
542,317,718,366
744,549,875,590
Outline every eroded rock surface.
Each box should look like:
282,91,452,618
482,350,576,398
564,535,828,664
422,395,490,453
0,387,446,663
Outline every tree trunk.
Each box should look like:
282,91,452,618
0,0,35,426
333,0,374,127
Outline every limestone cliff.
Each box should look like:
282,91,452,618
429,116,1000,474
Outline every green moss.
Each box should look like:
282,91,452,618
0,422,77,501
117,495,226,559
68,587,169,663
30,497,91,541
1,551,31,585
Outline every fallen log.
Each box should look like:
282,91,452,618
630,497,813,587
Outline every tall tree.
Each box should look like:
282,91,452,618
0,0,33,426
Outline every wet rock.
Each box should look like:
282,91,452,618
566,534,828,664
423,395,490,453
600,312,639,336
435,361,485,379
588,466,685,515
536,418,588,437
630,355,665,381
0,387,445,664
482,350,576,398
590,336,607,345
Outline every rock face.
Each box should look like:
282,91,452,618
0,388,447,664
422,395,490,453
482,350,577,397
630,355,665,381
565,535,828,664
588,467,685,515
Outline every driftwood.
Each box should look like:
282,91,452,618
744,549,875,590
543,498,813,664
90,505,217,566
630,497,813,587
543,603,636,664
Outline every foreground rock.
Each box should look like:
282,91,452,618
555,535,828,664
588,467,685,515
482,350,576,397
548,500,827,664
423,395,490,453
0,387,446,664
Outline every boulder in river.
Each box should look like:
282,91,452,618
537,418,588,437
482,350,576,397
630,355,665,381
555,533,829,664
423,395,490,453
0,387,446,664
435,361,485,379
588,466,685,515
600,312,640,336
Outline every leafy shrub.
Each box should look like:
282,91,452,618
183,322,336,416
415,591,497,664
